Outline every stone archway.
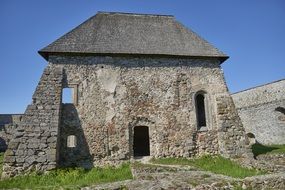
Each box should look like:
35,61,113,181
133,126,150,157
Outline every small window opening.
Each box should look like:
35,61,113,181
62,88,74,103
275,107,285,121
275,107,285,114
67,135,77,148
196,93,207,130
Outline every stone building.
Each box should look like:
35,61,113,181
232,79,285,145
2,12,251,177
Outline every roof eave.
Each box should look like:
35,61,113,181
38,50,49,61
38,51,229,64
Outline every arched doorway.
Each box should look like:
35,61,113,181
133,126,150,157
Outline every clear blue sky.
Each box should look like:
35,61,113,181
0,0,284,113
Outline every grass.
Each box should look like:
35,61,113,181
151,155,265,178
0,153,3,175
151,157,193,166
252,143,285,157
0,160,132,189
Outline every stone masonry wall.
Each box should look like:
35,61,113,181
2,65,63,178
50,55,249,167
0,124,17,152
232,79,285,144
216,95,252,158
2,55,250,177
58,104,93,168
0,114,21,128
0,114,22,152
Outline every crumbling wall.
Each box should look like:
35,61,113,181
51,55,249,167
195,130,219,155
232,79,285,144
0,115,22,152
216,95,252,158
2,65,63,178
0,124,15,152
0,115,15,128
2,55,251,177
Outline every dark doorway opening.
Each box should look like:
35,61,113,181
196,94,206,129
133,126,150,157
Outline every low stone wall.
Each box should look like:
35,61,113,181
257,153,285,166
0,125,14,152
0,115,22,152
88,162,285,190
243,173,285,190
0,114,22,128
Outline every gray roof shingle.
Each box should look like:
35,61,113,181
39,12,228,62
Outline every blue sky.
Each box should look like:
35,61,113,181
0,0,284,113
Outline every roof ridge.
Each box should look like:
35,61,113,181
97,11,174,18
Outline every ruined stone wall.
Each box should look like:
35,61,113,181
2,65,63,178
0,114,22,130
195,130,219,155
0,124,16,152
2,55,250,177
50,55,249,167
232,79,285,145
216,95,252,158
0,114,22,152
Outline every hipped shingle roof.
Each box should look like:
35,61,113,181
39,12,228,62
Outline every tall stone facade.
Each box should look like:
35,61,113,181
2,12,251,177
232,79,285,145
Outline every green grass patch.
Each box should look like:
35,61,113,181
151,155,265,178
0,163,132,189
151,157,192,166
132,161,159,169
0,152,3,175
252,144,285,157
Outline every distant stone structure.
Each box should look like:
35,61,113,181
0,115,22,129
0,114,22,152
232,79,285,145
2,12,251,178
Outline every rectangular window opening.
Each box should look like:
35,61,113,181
67,135,77,148
62,88,74,104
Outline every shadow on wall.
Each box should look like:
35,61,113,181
58,104,93,169
275,107,285,114
275,107,285,121
0,137,7,152
251,143,280,158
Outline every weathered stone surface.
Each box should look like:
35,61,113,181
2,12,251,177
2,54,251,177
0,115,22,152
232,79,285,145
52,55,250,167
2,65,63,177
